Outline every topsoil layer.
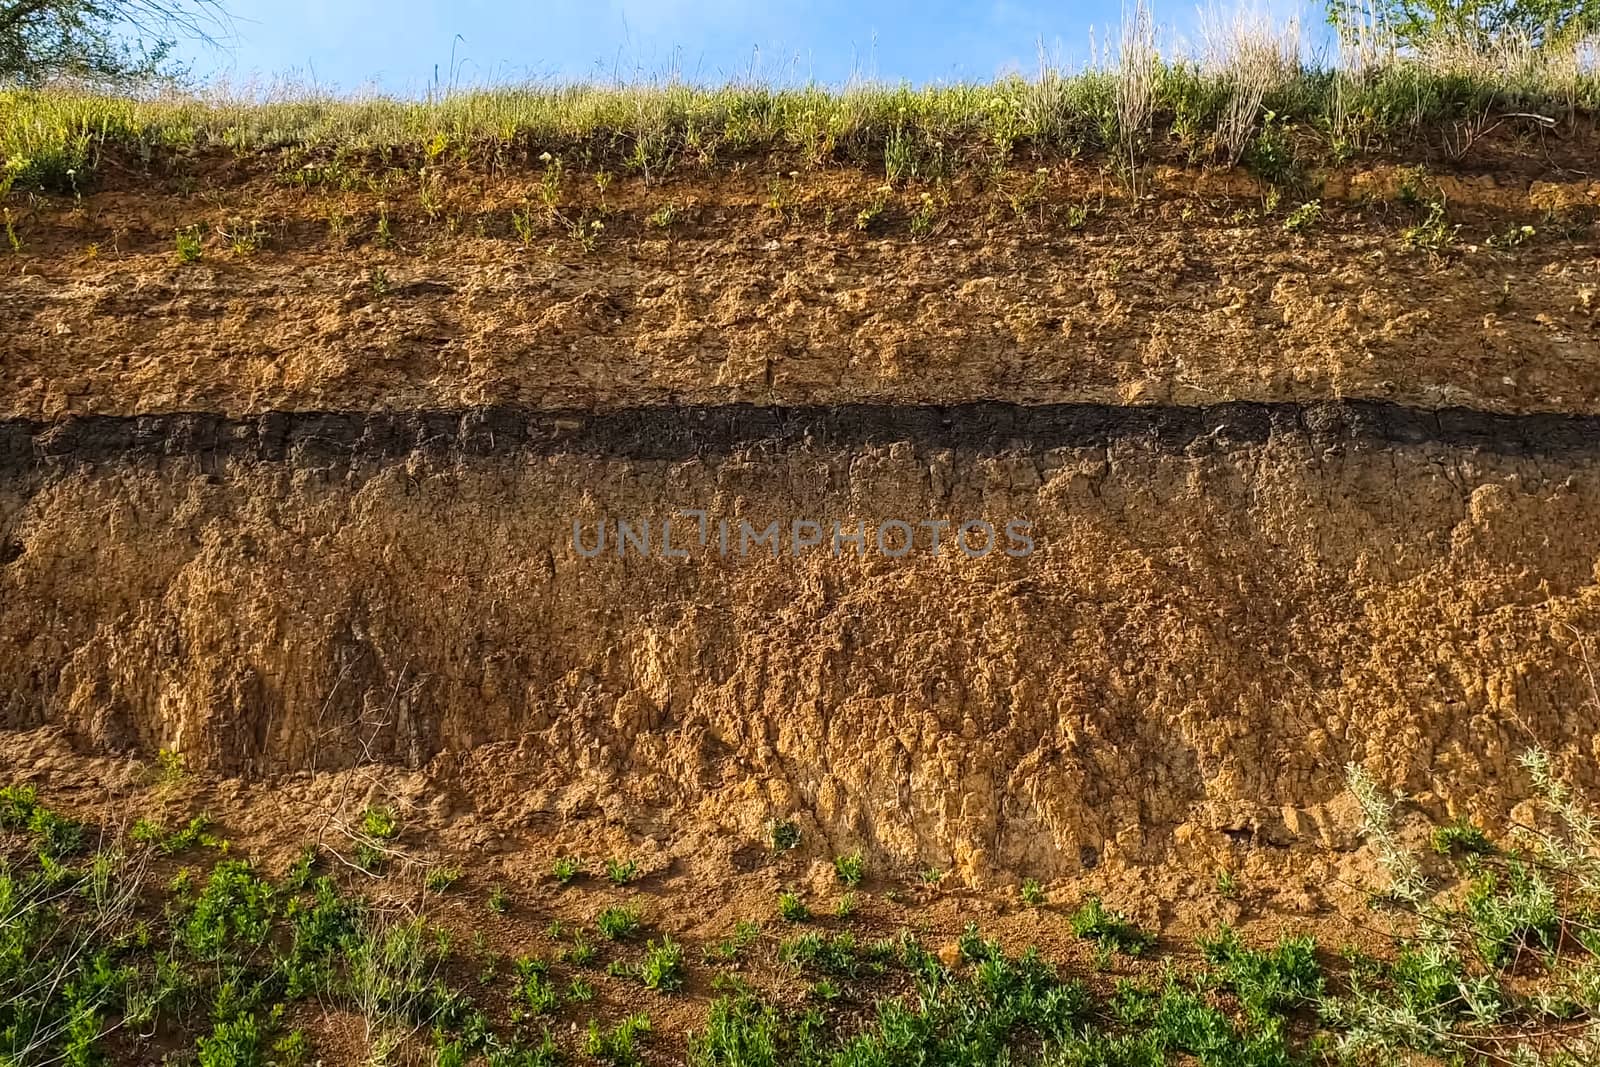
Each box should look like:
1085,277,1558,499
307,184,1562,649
2,160,1597,419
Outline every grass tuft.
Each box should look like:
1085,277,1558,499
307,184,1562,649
3,29,1598,194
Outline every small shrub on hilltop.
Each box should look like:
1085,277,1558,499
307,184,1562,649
1243,110,1300,188
1329,0,1598,52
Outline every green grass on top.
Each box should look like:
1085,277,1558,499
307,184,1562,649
2,46,1598,194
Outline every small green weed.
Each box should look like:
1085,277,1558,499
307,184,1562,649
565,930,598,967
1487,223,1536,250
638,937,685,992
1430,819,1493,856
778,890,810,923
769,820,800,852
909,192,940,239
605,857,640,885
222,217,266,255
511,202,539,245
488,884,511,914
1069,896,1152,956
174,225,205,263
704,920,760,963
647,202,679,229
132,813,220,856
426,865,463,892
354,842,385,874
359,804,399,840
586,1013,651,1067
1282,200,1321,233
1402,200,1458,252
855,185,891,232
1200,925,1323,1016
513,956,559,1015
833,850,865,887
596,903,642,941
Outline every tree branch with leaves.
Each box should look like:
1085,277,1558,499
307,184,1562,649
0,0,225,85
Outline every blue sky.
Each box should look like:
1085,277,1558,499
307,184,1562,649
174,1,1312,93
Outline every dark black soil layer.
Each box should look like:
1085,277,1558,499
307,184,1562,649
5,400,1600,475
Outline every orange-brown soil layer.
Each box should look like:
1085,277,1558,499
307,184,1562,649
4,409,1599,891
1,156,1597,420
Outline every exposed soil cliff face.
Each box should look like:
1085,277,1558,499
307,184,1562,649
5,145,1600,890
6,402,1600,883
